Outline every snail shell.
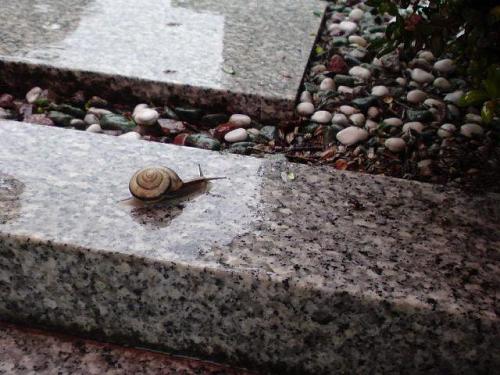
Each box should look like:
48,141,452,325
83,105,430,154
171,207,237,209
129,166,183,202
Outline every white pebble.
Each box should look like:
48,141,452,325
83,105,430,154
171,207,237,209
311,64,326,74
297,102,315,116
349,48,367,60
367,107,379,119
460,123,484,138
320,77,335,91
229,114,251,127
384,118,403,127
418,51,435,62
25,87,42,104
86,124,102,133
336,126,368,146
311,110,333,124
465,113,482,124
84,113,99,125
349,66,371,81
349,8,364,22
424,98,445,109
444,90,464,105
407,89,427,104
119,131,141,140
87,107,112,116
371,85,389,97
224,128,248,143
411,68,434,84
365,119,378,130
350,113,366,127
133,108,159,126
396,77,407,86
402,122,424,133
385,138,406,152
338,86,354,95
437,123,457,138
433,77,452,91
339,105,358,116
339,21,358,34
434,59,455,74
332,113,349,126
133,103,148,116
348,35,367,47
300,91,312,103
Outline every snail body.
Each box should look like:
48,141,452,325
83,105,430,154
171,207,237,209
129,166,224,202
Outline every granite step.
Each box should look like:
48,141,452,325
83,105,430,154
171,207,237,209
0,120,499,374
0,0,325,122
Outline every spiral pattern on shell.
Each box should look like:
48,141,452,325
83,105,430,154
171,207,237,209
129,166,183,201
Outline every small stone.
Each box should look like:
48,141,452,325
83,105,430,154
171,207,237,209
460,123,484,138
418,51,435,62
337,86,354,94
70,118,86,130
201,113,229,127
384,118,403,127
437,123,457,138
133,103,149,116
173,133,189,146
84,113,99,125
350,113,366,127
447,104,461,121
0,94,14,108
53,104,86,119
396,77,407,86
25,87,42,104
349,8,364,21
336,126,368,146
407,109,434,122
228,142,255,155
348,48,367,60
348,35,367,47
371,86,389,97
402,122,424,133
100,113,135,132
186,134,221,150
86,124,102,133
225,128,248,143
119,132,142,140
339,105,358,116
349,66,371,81
311,64,327,74
365,119,378,130
352,96,378,112
311,110,332,124
367,107,379,119
411,68,434,84
334,74,357,86
433,77,452,91
464,113,482,124
133,108,159,126
434,59,455,74
407,89,427,104
320,78,335,91
48,111,73,127
339,21,358,34
162,106,180,120
175,106,203,123
158,119,186,135
423,98,445,110
24,114,54,126
332,113,349,126
300,91,313,103
229,114,251,127
87,107,112,116
213,123,239,140
87,96,108,108
297,102,315,117
444,90,464,105
260,126,277,141
385,137,406,152
380,52,401,72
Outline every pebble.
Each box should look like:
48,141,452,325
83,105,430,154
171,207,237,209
396,77,407,86
332,113,349,126
365,120,378,130
434,59,455,74
407,89,427,104
300,91,312,103
437,123,457,138
371,85,389,97
349,8,364,22
225,128,248,143
418,51,435,62
133,108,159,126
348,35,367,47
402,122,424,133
87,107,112,116
411,68,434,84
367,107,379,119
349,66,371,80
86,124,102,133
444,90,464,105
350,113,366,127
132,103,148,116
311,64,327,74
119,132,141,140
464,113,482,124
338,86,354,94
25,87,42,104
186,134,221,151
70,119,86,130
84,113,99,125
100,113,135,132
336,126,369,146
311,110,333,124
339,21,358,34
460,123,484,138
339,105,358,116
320,77,335,91
229,114,251,127
297,102,315,116
384,118,403,127
385,137,406,152
424,98,445,109
433,77,452,91
0,108,11,119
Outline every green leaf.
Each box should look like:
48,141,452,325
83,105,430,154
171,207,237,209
313,10,322,18
481,101,496,124
315,45,325,55
457,90,489,107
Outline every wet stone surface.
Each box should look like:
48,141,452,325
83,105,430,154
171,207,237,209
0,120,499,373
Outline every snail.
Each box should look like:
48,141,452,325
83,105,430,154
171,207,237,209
128,165,225,203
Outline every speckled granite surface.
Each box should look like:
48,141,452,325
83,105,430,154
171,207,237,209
0,0,325,121
0,121,499,374
0,321,254,374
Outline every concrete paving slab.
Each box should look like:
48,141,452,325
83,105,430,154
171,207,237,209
0,0,325,121
0,120,499,373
